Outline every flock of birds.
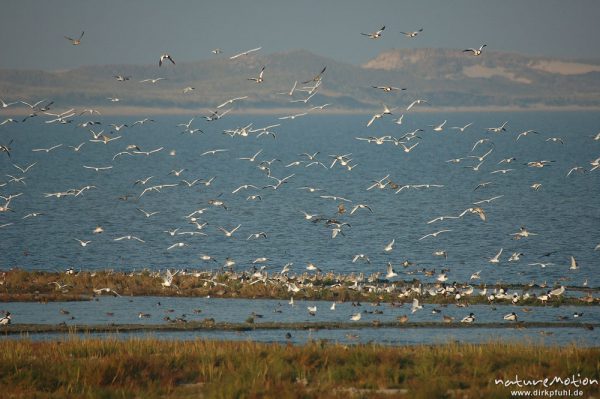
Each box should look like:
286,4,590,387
0,24,599,328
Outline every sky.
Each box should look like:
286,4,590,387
1,0,600,70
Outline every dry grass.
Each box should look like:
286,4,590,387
0,338,598,398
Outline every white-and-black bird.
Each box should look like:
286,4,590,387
65,31,84,45
461,313,476,323
361,26,385,39
159,54,176,67
302,66,327,84
400,28,423,38
463,44,487,56
503,312,518,321
247,66,265,83
0,312,11,325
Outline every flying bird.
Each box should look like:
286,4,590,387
114,235,145,243
139,77,165,84
411,299,423,313
217,96,248,109
65,31,84,45
384,238,395,252
419,230,451,240
302,66,327,84
463,44,487,56
159,54,175,67
371,85,406,92
486,121,508,133
219,224,241,238
386,262,398,278
400,28,423,38
489,248,503,263
247,66,266,83
570,256,578,270
229,47,262,60
0,99,18,108
361,26,385,39
406,99,429,111
516,130,539,140
451,122,473,132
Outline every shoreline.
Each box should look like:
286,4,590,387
1,320,598,336
1,269,598,305
2,104,600,117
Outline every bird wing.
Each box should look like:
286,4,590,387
366,114,378,127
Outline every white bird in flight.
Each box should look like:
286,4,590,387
83,165,113,172
463,44,487,56
411,299,423,313
361,26,385,39
406,99,428,111
0,99,19,108
114,235,145,243
400,28,423,38
159,54,175,67
139,77,165,84
217,96,248,109
247,66,265,83
386,262,398,278
201,149,229,156
516,130,539,140
431,120,446,132
486,121,508,133
32,144,63,153
418,230,451,241
219,224,241,238
384,238,395,252
489,248,503,263
451,122,473,132
229,47,262,60
65,31,84,45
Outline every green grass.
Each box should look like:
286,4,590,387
0,338,598,398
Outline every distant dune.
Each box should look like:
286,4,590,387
1,48,599,111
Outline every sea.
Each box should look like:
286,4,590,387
0,110,598,344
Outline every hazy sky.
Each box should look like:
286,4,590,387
2,0,600,70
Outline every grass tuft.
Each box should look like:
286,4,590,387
0,337,597,398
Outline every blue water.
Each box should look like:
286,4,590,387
3,296,599,325
1,297,598,346
1,110,599,344
1,111,598,288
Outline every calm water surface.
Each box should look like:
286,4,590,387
1,111,598,343
1,296,598,346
